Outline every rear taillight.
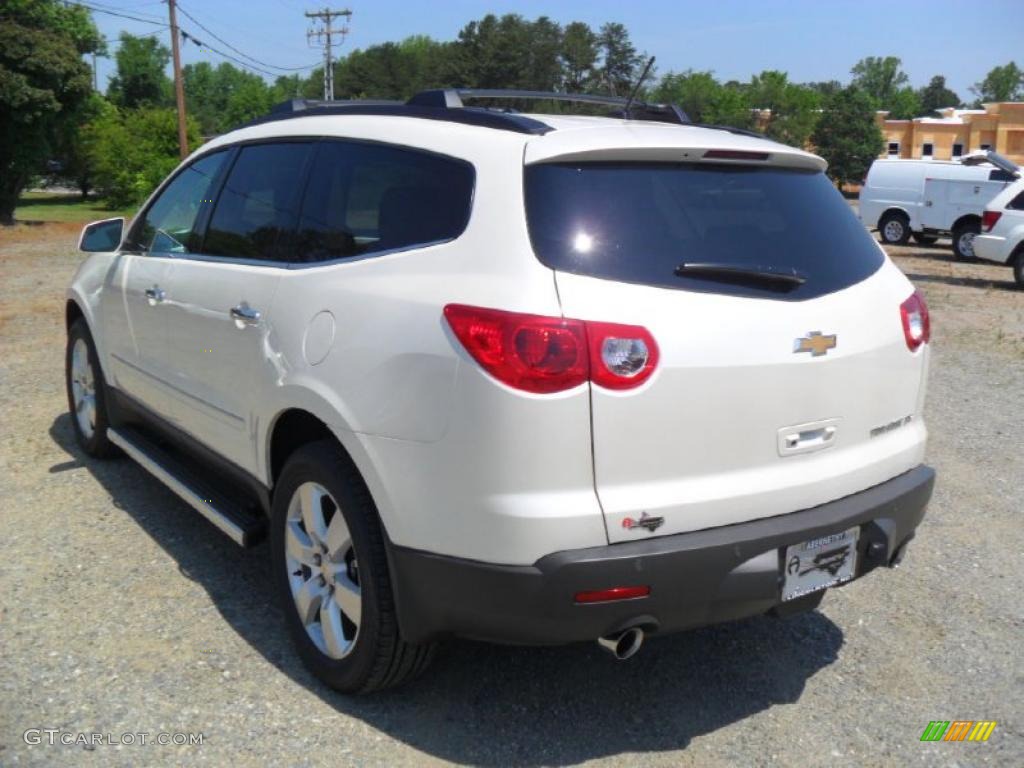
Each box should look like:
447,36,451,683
982,210,1002,232
900,290,930,352
443,305,659,393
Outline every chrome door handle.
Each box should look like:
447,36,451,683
230,304,261,326
144,286,166,306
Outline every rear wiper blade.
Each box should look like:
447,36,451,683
673,262,807,289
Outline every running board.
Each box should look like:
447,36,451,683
108,427,265,547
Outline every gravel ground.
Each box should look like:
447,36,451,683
0,224,1021,767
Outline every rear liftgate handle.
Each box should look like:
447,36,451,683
778,419,839,457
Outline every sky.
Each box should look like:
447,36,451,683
86,0,1024,101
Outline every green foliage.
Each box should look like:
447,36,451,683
334,37,455,99
52,92,111,198
561,22,598,92
652,71,753,128
811,87,884,187
0,0,102,223
748,70,821,147
917,75,961,114
107,33,172,109
886,86,922,120
184,61,274,134
86,107,200,208
850,56,910,108
971,62,1024,103
595,22,643,96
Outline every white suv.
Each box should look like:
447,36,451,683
66,90,935,693
975,177,1024,287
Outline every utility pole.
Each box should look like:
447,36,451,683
306,8,351,101
167,0,189,159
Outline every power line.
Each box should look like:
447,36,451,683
178,29,298,79
63,1,169,27
175,2,318,72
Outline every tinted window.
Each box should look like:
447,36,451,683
989,169,1016,182
294,141,473,262
203,142,314,261
524,162,885,301
1009,190,1024,211
135,151,228,254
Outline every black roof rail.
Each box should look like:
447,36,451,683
408,88,691,125
241,97,553,135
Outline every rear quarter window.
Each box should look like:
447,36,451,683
524,162,885,301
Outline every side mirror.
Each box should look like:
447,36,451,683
79,217,125,253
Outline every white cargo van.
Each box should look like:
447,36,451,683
860,152,1018,260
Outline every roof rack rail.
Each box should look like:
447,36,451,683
407,88,691,125
241,97,554,135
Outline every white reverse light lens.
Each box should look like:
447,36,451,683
573,232,594,253
601,338,649,377
907,311,923,340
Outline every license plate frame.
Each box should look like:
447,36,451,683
781,527,859,602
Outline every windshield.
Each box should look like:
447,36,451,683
524,162,885,300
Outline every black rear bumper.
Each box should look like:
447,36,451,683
389,465,935,645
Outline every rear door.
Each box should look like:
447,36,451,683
524,159,929,541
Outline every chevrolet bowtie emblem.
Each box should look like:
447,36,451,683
793,331,837,357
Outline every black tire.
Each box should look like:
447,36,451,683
952,221,980,262
1013,249,1024,289
271,440,435,693
65,318,118,458
878,211,911,245
912,232,938,246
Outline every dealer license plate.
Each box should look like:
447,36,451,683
781,527,859,602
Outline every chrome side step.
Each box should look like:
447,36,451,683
108,427,264,546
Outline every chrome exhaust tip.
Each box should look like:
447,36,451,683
597,627,644,660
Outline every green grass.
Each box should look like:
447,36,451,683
15,191,135,224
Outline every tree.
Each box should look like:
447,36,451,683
887,86,922,120
917,75,961,114
748,70,820,147
811,86,884,187
652,70,754,128
561,22,598,92
971,62,1024,103
107,33,172,109
596,22,642,95
850,56,910,108
87,107,200,207
52,92,111,199
0,0,102,224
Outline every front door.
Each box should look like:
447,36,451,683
162,141,314,475
104,149,233,422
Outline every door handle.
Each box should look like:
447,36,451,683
230,303,261,327
144,286,166,306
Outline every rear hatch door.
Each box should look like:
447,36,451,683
524,153,929,541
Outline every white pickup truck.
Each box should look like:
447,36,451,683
860,151,1020,260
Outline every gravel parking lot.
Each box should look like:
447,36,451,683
1,223,1021,767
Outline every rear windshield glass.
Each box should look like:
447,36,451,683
525,162,884,300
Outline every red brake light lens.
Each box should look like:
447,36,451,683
899,290,930,351
443,305,588,394
574,586,650,604
982,210,1002,232
702,149,770,161
444,305,659,393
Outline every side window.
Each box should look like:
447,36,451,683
203,142,314,261
294,140,474,263
989,169,1015,182
1008,190,1024,211
135,151,228,254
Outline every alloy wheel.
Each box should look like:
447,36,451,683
70,338,97,439
284,482,362,659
